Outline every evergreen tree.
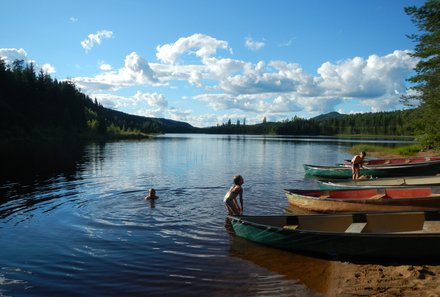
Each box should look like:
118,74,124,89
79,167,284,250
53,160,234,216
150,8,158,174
404,0,440,148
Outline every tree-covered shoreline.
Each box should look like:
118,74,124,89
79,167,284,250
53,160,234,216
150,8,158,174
0,57,421,142
0,59,196,141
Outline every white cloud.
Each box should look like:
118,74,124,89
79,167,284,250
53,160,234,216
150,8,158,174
69,17,78,23
99,63,112,71
0,48,55,74
92,93,133,109
0,48,28,64
156,33,231,64
133,91,168,109
66,34,418,126
81,30,113,52
245,37,265,51
41,63,56,74
73,52,158,91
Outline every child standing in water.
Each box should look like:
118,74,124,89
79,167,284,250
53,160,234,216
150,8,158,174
224,175,244,215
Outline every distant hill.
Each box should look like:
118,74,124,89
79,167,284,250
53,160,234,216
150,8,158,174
99,108,195,134
312,111,344,121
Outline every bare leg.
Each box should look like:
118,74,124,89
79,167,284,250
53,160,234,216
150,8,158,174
225,200,240,215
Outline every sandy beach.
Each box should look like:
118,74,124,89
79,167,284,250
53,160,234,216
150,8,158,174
327,262,440,297
230,236,440,297
326,152,440,296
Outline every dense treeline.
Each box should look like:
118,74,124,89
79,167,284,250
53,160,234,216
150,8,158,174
202,110,417,136
0,58,418,140
0,59,194,140
403,1,440,149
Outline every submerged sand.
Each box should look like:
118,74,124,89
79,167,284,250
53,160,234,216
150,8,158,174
230,236,440,297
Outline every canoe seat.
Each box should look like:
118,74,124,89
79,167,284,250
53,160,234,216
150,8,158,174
283,225,298,230
368,194,386,199
345,222,367,233
363,212,425,233
319,195,330,199
423,221,440,233
298,215,352,232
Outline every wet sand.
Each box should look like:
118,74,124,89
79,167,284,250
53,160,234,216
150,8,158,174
230,237,440,297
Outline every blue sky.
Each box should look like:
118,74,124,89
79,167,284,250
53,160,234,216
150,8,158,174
0,0,423,127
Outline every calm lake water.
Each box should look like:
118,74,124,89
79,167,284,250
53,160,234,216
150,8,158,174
0,134,414,297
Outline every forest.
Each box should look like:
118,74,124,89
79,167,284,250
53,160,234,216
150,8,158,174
0,59,195,140
0,58,418,140
203,110,417,136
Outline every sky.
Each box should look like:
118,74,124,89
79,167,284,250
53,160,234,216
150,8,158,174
0,0,424,127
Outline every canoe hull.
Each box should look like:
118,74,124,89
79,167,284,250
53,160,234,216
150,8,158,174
304,162,440,179
285,190,440,213
343,156,440,167
319,176,440,190
229,213,440,261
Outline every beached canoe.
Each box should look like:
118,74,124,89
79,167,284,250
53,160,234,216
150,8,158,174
284,187,440,213
342,156,440,167
319,175,440,190
228,211,440,260
303,161,440,179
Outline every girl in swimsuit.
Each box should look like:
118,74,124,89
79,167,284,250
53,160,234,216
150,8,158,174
224,175,244,215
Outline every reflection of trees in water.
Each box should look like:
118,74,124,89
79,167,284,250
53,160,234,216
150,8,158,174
0,139,86,183
229,235,335,296
0,140,87,219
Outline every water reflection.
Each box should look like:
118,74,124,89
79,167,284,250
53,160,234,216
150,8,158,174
0,134,424,296
229,236,327,296
0,139,86,183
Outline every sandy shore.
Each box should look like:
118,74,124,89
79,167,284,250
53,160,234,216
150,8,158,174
326,262,440,297
230,237,440,297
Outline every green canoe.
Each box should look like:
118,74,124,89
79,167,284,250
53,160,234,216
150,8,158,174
229,212,440,261
304,162,440,179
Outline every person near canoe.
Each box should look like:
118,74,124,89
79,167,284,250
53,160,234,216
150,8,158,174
224,175,244,215
351,151,366,179
145,188,159,200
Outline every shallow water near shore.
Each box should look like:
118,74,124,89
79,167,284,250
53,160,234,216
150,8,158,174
1,134,434,297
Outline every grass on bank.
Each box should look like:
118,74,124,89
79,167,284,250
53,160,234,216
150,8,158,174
348,144,426,158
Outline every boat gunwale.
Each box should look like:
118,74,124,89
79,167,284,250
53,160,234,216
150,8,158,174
284,189,440,203
304,162,440,171
228,213,440,237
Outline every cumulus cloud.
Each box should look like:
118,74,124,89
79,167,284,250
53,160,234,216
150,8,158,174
245,37,265,51
81,30,113,52
93,91,170,119
66,33,418,126
0,48,55,74
99,63,112,71
92,93,130,109
133,91,168,109
41,63,56,74
73,52,158,91
0,48,28,64
156,33,231,64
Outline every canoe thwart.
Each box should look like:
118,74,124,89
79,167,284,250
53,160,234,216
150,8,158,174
368,194,386,199
345,222,367,233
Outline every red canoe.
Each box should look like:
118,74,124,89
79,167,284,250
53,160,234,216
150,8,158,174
285,187,440,213
343,156,440,167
